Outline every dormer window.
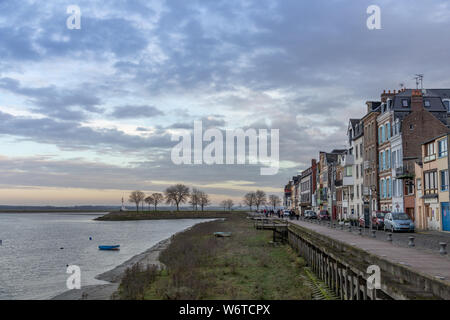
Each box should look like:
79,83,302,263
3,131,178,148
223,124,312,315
387,99,392,110
424,100,431,108
443,100,450,112
402,99,408,107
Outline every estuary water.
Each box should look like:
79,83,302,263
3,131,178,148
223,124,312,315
0,212,209,300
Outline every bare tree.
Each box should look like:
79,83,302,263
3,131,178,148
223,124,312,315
243,192,256,211
145,193,164,211
145,195,154,211
198,191,210,211
226,199,234,211
255,190,267,211
221,199,234,211
268,195,281,210
165,184,190,211
129,191,146,213
151,193,164,211
189,188,201,211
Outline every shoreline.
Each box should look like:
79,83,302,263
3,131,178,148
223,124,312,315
51,220,216,300
51,237,172,300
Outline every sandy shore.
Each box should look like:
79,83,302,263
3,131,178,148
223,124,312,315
51,238,171,300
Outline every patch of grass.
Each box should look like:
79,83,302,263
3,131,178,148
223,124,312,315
118,213,312,300
96,211,236,221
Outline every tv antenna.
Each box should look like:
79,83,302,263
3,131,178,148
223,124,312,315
413,74,424,89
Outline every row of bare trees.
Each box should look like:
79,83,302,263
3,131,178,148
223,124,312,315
243,190,281,211
128,184,211,212
220,199,234,211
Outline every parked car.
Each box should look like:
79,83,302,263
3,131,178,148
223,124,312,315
384,212,415,232
283,210,291,217
318,210,330,220
372,211,386,230
304,210,317,219
358,211,387,229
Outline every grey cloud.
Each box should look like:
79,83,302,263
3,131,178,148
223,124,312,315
110,105,164,119
0,111,173,152
0,77,103,120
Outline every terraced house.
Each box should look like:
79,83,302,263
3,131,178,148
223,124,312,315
299,159,317,215
415,134,450,231
284,86,450,232
378,91,395,212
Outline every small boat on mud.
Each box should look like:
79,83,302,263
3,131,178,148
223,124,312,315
214,232,232,238
98,245,120,251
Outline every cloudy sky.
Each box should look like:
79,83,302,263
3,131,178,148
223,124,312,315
1,0,450,206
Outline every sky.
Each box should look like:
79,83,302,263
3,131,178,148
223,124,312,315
1,0,450,206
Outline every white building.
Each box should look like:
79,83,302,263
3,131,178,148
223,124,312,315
390,117,404,212
352,119,365,219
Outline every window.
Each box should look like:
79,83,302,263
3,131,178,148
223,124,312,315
441,170,449,192
427,142,435,157
424,171,437,194
383,179,387,198
402,99,408,107
386,123,391,139
387,178,391,198
346,166,352,177
387,149,391,169
439,139,448,158
382,151,386,170
355,145,358,159
380,180,383,199
381,126,385,143
424,100,431,108
444,100,450,112
392,150,397,168
392,179,397,197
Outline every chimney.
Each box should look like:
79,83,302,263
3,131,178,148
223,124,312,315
411,89,423,112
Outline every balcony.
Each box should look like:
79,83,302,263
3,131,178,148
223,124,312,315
335,179,343,187
343,154,354,166
395,166,404,176
423,154,436,163
343,176,354,186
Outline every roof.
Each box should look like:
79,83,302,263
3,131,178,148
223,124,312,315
421,133,449,146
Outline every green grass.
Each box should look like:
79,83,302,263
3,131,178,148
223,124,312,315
118,213,312,300
96,210,238,221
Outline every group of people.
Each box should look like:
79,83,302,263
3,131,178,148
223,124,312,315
260,208,300,220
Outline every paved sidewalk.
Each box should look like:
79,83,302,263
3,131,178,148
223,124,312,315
289,219,450,283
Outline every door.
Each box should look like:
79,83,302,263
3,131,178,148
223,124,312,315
442,203,450,231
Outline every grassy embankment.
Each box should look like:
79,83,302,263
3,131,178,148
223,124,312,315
119,213,313,300
96,210,241,221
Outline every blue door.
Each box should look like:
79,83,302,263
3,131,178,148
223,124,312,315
442,203,450,231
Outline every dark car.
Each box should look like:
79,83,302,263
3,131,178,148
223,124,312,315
304,210,317,219
318,210,330,220
372,212,386,230
359,211,388,229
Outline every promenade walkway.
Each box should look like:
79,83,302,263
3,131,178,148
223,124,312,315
289,219,450,283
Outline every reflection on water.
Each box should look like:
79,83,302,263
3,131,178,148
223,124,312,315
0,212,209,300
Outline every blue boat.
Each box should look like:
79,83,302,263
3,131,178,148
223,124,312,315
98,245,120,251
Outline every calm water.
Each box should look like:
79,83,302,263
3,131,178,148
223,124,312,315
0,212,210,300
